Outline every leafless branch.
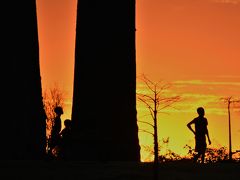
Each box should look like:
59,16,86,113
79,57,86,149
148,106,155,120
220,96,240,104
43,83,65,138
139,129,154,136
138,74,156,93
137,74,181,165
138,120,154,128
137,92,155,102
138,97,154,112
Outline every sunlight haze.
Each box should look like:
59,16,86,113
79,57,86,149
36,0,240,161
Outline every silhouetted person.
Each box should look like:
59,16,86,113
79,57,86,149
49,106,63,157
59,119,72,160
187,107,211,163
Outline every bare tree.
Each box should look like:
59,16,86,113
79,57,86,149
43,83,65,151
220,96,240,161
137,74,180,179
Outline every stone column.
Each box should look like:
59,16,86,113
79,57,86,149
71,1,140,161
1,1,46,160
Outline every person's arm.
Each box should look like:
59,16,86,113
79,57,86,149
55,118,62,134
206,119,211,145
205,120,211,145
59,129,63,136
59,129,65,137
206,128,211,145
187,120,196,135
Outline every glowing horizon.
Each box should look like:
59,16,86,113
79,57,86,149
36,0,240,161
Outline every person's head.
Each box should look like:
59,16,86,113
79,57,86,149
54,106,63,115
197,107,205,117
64,119,71,128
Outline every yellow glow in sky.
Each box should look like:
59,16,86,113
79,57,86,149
37,0,240,161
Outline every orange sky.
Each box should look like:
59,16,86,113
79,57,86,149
37,0,77,122
36,0,240,161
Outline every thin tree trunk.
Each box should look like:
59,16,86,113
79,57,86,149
228,101,232,161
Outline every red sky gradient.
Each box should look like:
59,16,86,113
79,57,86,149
36,0,240,161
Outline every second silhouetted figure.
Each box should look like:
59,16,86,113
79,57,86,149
59,119,72,160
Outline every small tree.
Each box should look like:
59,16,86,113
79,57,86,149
137,74,180,180
184,144,229,163
143,137,182,163
43,83,65,151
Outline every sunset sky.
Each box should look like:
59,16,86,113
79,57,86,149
36,0,240,161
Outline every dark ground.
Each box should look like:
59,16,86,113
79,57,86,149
0,160,239,180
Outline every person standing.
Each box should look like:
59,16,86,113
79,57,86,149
49,106,63,157
187,107,211,163
59,119,72,160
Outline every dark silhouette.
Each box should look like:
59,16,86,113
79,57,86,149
187,107,211,163
49,106,63,156
59,119,72,160
71,0,140,161
137,75,181,165
2,1,46,160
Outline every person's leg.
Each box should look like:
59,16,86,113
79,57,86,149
193,152,200,163
201,150,206,164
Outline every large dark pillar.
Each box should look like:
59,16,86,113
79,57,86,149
1,1,46,160
71,1,140,161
